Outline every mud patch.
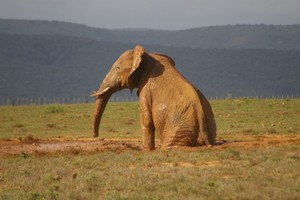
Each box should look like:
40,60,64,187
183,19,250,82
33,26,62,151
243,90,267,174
216,134,300,150
0,134,299,157
0,139,141,157
144,160,220,169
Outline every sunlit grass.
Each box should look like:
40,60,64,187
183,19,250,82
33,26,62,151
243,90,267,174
0,102,140,140
211,98,300,138
0,99,300,199
0,99,299,141
0,145,299,199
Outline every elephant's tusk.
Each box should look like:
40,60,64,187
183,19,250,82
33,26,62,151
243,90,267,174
90,87,110,97
90,92,98,97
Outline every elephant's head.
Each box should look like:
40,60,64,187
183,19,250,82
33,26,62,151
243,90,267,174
91,45,145,137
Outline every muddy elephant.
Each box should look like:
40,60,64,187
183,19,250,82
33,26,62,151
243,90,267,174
92,45,216,151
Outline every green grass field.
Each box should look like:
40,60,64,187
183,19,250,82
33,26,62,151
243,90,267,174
0,99,300,199
0,101,140,140
1,98,299,140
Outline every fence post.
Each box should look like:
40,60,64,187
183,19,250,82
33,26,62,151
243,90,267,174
2,94,299,106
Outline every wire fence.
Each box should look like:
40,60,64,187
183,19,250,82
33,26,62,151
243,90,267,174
0,94,299,106
0,96,140,106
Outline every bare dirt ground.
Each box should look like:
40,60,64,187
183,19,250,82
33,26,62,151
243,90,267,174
1,134,300,157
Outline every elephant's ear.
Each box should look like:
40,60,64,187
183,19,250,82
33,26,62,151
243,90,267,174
128,45,145,91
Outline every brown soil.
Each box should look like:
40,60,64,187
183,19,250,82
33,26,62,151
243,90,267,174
1,134,299,157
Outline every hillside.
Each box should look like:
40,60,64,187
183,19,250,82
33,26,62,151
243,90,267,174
0,34,130,98
114,25,300,50
1,19,300,50
1,33,299,99
0,19,114,42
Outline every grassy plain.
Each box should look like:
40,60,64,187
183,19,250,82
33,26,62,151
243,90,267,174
0,102,140,140
1,98,299,140
0,99,300,199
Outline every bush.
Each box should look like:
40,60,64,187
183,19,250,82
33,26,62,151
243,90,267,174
45,106,64,114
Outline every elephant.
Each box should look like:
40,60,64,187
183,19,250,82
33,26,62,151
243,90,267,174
92,45,216,151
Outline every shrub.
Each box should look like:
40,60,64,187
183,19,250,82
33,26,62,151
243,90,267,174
45,106,64,114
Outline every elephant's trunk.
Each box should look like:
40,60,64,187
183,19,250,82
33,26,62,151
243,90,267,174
93,93,111,137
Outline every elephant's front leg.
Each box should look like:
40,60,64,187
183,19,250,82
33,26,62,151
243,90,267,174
140,98,155,151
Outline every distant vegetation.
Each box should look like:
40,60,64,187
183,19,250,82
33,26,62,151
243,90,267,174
1,19,300,50
0,19,299,99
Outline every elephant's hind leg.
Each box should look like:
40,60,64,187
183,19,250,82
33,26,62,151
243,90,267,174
162,130,198,149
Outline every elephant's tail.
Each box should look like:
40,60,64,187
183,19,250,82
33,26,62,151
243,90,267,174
194,87,217,145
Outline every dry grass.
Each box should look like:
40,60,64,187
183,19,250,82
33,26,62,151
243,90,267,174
0,99,299,199
0,145,299,199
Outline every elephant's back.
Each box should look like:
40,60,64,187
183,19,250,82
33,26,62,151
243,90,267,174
150,76,200,148
145,54,204,148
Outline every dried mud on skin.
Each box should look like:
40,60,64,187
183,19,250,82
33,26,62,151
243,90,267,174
0,135,300,157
